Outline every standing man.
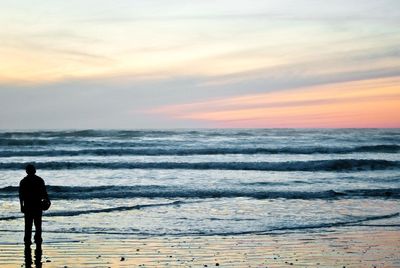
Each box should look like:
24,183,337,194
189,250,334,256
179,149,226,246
19,164,50,248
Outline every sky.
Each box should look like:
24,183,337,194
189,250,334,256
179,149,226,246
0,0,399,129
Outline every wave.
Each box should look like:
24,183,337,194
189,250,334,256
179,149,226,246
1,212,398,236
1,144,399,155
179,212,400,236
0,138,174,147
0,130,268,139
0,159,398,171
0,130,193,138
1,185,399,200
0,139,58,146
261,212,400,234
0,200,185,221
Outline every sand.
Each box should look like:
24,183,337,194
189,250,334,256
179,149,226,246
0,227,399,267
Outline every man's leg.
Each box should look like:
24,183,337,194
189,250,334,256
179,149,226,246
33,211,43,245
24,213,33,245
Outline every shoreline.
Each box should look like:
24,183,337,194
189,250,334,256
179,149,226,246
1,227,399,267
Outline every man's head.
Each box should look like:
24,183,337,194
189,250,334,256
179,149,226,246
25,164,36,175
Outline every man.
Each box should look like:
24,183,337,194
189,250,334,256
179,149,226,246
19,164,49,248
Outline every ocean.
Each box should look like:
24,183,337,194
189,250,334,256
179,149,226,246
0,129,399,238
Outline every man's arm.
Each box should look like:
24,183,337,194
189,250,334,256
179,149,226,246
19,181,24,213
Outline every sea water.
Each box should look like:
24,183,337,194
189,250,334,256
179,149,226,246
0,129,399,238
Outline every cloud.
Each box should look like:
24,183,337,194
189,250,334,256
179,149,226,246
1,0,400,128
77,12,400,24
148,77,400,128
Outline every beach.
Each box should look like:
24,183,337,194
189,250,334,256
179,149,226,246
1,227,399,267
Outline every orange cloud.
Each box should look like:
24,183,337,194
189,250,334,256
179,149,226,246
149,77,400,128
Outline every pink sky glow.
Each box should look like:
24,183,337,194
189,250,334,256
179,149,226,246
149,77,400,128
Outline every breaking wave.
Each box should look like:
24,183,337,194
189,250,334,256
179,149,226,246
1,185,399,200
1,212,398,236
0,159,398,171
1,144,399,155
0,200,186,221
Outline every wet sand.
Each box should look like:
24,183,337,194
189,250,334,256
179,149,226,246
0,227,399,267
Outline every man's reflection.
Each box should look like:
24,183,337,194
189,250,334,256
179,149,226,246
24,245,42,268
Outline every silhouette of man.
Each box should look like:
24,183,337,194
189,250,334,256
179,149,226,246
19,164,49,248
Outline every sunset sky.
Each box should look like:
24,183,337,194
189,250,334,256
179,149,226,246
0,0,399,128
